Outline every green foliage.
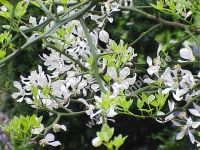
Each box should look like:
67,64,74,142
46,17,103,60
60,0,69,4
117,95,133,111
0,0,29,31
137,92,169,115
97,92,116,114
112,134,127,150
0,31,12,45
102,40,134,70
31,85,38,98
0,31,12,59
15,1,29,18
150,0,200,19
98,92,133,115
0,0,28,19
2,115,43,142
97,124,114,142
96,124,127,150
0,50,6,59
42,85,50,97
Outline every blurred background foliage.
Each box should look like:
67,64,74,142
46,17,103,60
0,0,199,149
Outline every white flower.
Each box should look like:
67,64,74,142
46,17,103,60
66,76,88,97
92,137,102,147
189,109,200,117
53,124,67,132
175,118,200,144
181,10,192,19
41,98,59,109
39,16,47,25
31,124,44,135
51,80,70,100
78,98,94,117
12,81,26,102
144,77,155,84
57,6,64,13
41,49,73,76
147,56,160,76
107,67,136,94
172,88,187,101
179,43,195,62
189,103,200,117
99,30,109,43
147,44,165,76
21,65,50,90
91,84,100,92
156,100,175,123
39,133,61,147
94,94,118,118
162,67,178,87
29,16,37,27
0,6,7,12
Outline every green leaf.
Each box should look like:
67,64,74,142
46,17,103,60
117,97,133,111
113,134,128,149
97,124,114,142
42,85,50,97
31,85,38,98
0,50,6,59
61,0,68,5
2,115,42,142
15,1,29,18
147,94,155,104
137,99,144,109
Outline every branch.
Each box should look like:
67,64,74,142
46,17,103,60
130,24,161,46
40,107,86,117
115,5,200,34
44,114,61,135
35,0,55,19
0,1,93,66
79,17,105,93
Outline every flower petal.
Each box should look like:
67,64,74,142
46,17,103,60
189,109,200,117
99,30,109,43
16,97,24,103
180,47,195,61
176,130,185,140
45,133,55,142
60,125,67,131
188,130,195,144
147,56,152,66
191,122,200,128
119,67,130,79
13,81,22,90
48,141,61,147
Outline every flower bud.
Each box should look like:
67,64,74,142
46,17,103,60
92,137,102,147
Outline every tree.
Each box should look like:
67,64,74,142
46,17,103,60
0,0,200,149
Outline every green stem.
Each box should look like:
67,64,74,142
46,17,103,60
35,0,56,20
40,107,86,117
79,17,105,93
130,24,161,46
44,114,61,135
